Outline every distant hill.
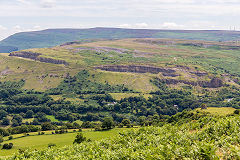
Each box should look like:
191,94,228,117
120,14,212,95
1,27,240,52
0,46,18,53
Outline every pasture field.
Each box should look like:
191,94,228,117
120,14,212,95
0,128,134,157
195,107,236,116
110,93,152,100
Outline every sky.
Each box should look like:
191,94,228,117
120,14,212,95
0,0,240,40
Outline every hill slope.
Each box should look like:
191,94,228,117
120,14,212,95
2,38,240,92
1,28,240,52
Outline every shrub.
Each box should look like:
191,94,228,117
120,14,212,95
234,109,240,114
118,123,124,128
2,143,13,149
8,136,13,140
0,136,3,143
94,126,102,131
48,143,56,148
122,119,131,126
73,133,86,144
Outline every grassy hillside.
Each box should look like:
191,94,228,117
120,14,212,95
2,38,240,92
1,28,240,52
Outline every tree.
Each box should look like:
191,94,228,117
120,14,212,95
81,121,94,128
138,116,146,126
0,128,9,136
2,117,10,126
11,119,19,127
73,122,81,129
12,115,23,124
0,110,7,119
2,143,13,149
25,110,34,118
32,119,39,125
101,117,114,130
73,133,86,144
201,103,207,110
41,122,54,131
0,136,3,143
121,119,131,126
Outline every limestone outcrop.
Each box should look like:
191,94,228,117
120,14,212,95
95,65,176,74
9,51,68,65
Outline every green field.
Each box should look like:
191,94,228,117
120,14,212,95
110,93,152,100
0,128,133,157
195,107,236,116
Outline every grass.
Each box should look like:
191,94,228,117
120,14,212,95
90,70,158,93
22,118,34,123
46,115,60,122
50,95,84,103
0,128,134,157
195,107,236,116
110,93,152,100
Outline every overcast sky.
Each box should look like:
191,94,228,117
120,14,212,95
0,0,239,40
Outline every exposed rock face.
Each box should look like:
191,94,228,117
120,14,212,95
181,43,214,48
162,72,180,77
9,51,41,59
181,43,240,50
9,51,68,65
190,71,208,76
0,69,14,75
135,39,176,45
95,65,176,74
209,77,223,88
37,57,68,65
159,77,223,88
72,47,129,54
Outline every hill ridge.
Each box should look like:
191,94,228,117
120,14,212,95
1,27,240,53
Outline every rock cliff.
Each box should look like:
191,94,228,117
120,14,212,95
95,65,176,74
9,51,68,65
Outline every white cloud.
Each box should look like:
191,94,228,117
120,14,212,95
0,25,7,30
40,0,57,8
162,22,184,29
117,23,149,28
33,25,41,30
135,23,148,28
117,24,132,28
0,0,240,39
16,0,31,5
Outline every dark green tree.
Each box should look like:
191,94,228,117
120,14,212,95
101,117,114,130
25,110,34,118
11,119,19,127
41,122,54,131
73,133,86,144
121,119,131,126
2,117,10,126
0,110,7,119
